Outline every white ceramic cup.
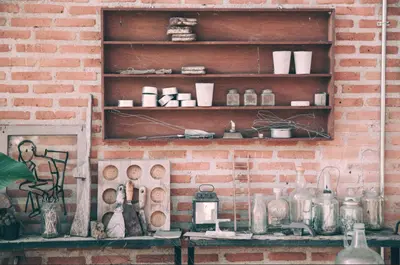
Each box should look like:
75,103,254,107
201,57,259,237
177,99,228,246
195,83,214,107
273,51,291,74
294,51,312,74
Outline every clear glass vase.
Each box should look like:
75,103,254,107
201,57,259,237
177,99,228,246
41,201,61,238
251,194,267,234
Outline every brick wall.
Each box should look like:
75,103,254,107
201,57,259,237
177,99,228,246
0,0,399,264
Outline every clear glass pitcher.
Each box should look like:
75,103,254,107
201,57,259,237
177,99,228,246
335,223,384,264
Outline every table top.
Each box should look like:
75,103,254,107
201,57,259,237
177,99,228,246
185,229,400,248
0,235,181,250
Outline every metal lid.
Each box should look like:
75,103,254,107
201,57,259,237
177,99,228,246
343,196,360,205
262,89,273,94
228,89,238,94
245,89,256,94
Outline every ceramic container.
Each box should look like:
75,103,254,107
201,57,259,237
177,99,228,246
273,51,291,74
294,51,312,74
196,83,214,107
142,94,157,107
142,86,158,94
118,100,134,107
181,100,196,107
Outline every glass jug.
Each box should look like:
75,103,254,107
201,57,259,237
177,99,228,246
335,223,384,264
251,194,267,234
290,166,313,226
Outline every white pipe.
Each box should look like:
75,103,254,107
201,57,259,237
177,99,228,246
380,0,388,258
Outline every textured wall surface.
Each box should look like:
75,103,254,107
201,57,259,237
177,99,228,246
0,0,399,264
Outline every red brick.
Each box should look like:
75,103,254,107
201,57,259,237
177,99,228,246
335,19,354,28
12,18,52,27
171,188,197,196
172,162,209,171
233,150,273,158
79,85,100,93
52,0,89,2
335,45,356,54
322,147,359,160
36,111,76,120
192,150,229,159
0,4,19,13
55,18,96,27
277,150,315,159
360,45,398,54
280,174,316,183
388,7,400,16
83,58,101,68
177,202,192,211
16,44,57,53
387,59,400,68
347,111,379,120
0,84,29,93
0,111,30,120
339,59,377,67
269,252,306,261
259,162,295,170
12,72,51,80
36,31,75,40
183,254,219,263
336,7,375,16
342,85,379,93
0,58,37,67
0,17,5,26
103,150,144,159
136,254,174,263
311,252,338,261
347,135,379,146
171,174,191,183
389,112,400,120
365,72,400,81
335,98,363,107
24,4,64,13
56,72,96,80
336,32,375,41
196,175,232,183
40,58,80,67
148,150,187,159
185,0,222,3
225,253,264,262
69,6,99,15
60,45,100,54
47,257,86,265
387,32,400,41
271,0,305,3
80,31,101,40
91,255,130,264
0,30,30,39
335,72,360,80
0,98,6,106
14,98,53,107
318,0,353,3
0,44,10,52
0,72,4,80
216,161,254,170
360,19,397,28
34,84,74,94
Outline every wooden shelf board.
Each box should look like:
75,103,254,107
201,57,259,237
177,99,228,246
102,7,335,12
103,73,332,78
104,137,332,142
104,41,332,45
105,106,332,111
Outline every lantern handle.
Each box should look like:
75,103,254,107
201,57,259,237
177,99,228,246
316,166,341,194
199,184,215,192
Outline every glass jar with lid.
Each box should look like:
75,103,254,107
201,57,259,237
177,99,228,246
261,89,275,106
244,89,257,106
226,89,240,106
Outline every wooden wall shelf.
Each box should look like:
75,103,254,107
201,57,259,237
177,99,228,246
101,8,335,141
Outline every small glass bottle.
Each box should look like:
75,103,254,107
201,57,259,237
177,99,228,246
41,201,61,238
267,188,289,227
289,167,313,226
251,194,267,234
261,89,275,106
226,89,240,106
335,223,384,264
340,188,363,234
244,89,257,106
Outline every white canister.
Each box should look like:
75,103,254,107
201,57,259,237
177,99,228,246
294,51,312,74
142,94,157,107
158,95,173,106
177,93,191,101
162,87,178,96
271,128,292,138
273,51,291,74
195,83,214,107
142,86,158,95
165,100,179,107
118,100,134,107
181,100,196,107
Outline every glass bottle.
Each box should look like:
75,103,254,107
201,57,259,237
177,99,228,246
340,188,363,234
226,89,240,106
244,89,257,106
312,172,339,235
41,201,61,238
251,194,267,234
289,166,313,226
362,187,383,230
268,188,289,227
261,89,275,106
335,223,384,264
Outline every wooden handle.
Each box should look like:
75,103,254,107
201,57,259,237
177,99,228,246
126,181,134,201
139,186,146,209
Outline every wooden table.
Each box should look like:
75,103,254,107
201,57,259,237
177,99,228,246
0,235,182,265
184,229,400,265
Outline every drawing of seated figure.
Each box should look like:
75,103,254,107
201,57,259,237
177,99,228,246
17,140,69,218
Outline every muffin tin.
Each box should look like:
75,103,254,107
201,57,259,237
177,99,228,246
98,159,170,231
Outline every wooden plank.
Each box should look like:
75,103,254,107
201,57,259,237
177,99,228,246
104,73,332,78
104,106,332,110
103,41,333,45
